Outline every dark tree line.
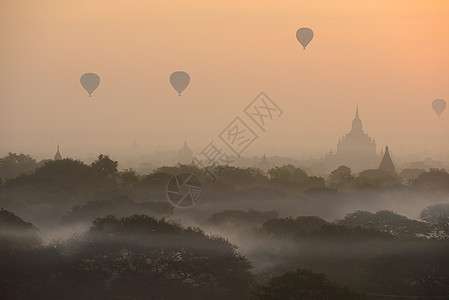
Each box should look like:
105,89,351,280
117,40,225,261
1,211,254,300
1,153,449,298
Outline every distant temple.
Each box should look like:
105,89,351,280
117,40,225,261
130,138,140,155
378,146,395,173
257,154,271,172
324,107,380,171
54,145,62,160
177,141,193,164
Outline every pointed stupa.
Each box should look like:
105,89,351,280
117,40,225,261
378,146,395,173
54,145,62,160
177,141,193,164
258,153,271,171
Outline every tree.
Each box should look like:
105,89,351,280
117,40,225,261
412,169,449,192
365,242,449,296
2,215,254,299
61,196,173,225
262,216,328,237
303,176,326,190
218,166,268,189
328,166,354,187
58,215,254,300
268,165,308,183
91,154,118,178
34,158,91,178
399,168,425,184
120,168,138,188
154,164,203,177
355,169,400,189
252,269,366,300
5,158,94,194
339,210,428,238
135,171,176,201
205,209,279,230
0,208,41,250
420,204,449,239
0,153,37,180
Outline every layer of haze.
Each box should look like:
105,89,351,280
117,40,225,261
1,0,448,160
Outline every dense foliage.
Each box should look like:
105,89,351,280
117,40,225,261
1,153,449,298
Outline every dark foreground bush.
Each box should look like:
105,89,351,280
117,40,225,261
252,269,366,300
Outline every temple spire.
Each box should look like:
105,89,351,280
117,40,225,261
177,140,193,164
351,106,363,132
54,145,62,160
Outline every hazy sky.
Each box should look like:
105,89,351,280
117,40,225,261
1,0,448,160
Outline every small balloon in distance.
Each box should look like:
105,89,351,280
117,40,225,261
80,73,100,97
170,71,190,96
296,27,314,50
432,99,447,118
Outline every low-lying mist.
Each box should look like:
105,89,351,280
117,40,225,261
1,155,449,298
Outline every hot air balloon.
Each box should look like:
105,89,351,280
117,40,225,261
80,73,100,97
296,27,314,50
432,99,447,118
170,71,190,96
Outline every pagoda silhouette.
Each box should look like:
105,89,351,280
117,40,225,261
176,141,193,164
54,145,62,161
378,145,396,173
324,107,381,171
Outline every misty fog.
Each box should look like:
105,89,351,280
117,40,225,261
2,0,449,299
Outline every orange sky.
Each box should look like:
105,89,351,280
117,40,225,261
1,0,448,160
